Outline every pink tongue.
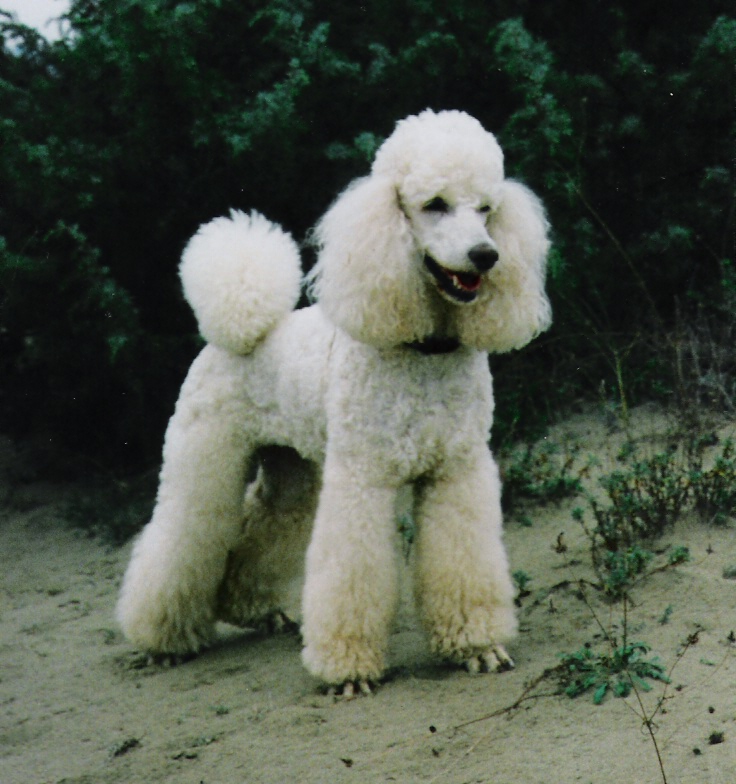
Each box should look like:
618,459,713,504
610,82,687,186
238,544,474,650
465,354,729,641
452,272,481,291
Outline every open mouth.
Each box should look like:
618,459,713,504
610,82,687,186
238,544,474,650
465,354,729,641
424,254,482,303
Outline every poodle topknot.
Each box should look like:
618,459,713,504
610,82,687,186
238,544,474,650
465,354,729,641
118,109,552,695
308,109,550,352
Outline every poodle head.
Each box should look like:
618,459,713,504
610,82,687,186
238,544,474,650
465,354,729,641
308,109,552,353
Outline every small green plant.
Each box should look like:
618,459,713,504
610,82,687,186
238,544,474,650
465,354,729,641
571,440,713,597
501,440,583,513
668,545,690,565
582,437,736,555
599,545,654,598
593,449,690,546
512,569,533,600
688,437,736,525
558,429,729,784
559,641,670,704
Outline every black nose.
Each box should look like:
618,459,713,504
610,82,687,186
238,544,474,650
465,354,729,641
468,244,499,272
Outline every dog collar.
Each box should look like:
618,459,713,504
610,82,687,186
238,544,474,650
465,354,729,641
405,336,461,355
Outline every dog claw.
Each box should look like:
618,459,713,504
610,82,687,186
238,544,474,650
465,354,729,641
465,645,515,674
262,610,299,635
144,651,199,668
327,680,374,699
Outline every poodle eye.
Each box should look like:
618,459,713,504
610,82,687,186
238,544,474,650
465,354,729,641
423,197,449,213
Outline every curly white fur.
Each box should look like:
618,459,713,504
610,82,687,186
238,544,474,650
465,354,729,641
117,109,551,691
180,210,302,354
308,110,551,351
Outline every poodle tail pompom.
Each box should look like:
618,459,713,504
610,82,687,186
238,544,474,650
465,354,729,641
180,211,302,354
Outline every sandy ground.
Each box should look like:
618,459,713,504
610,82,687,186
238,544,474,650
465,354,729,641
1,407,735,784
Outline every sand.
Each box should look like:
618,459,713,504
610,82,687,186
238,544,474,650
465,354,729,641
1,407,734,784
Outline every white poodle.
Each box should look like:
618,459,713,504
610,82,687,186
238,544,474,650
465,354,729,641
117,109,551,695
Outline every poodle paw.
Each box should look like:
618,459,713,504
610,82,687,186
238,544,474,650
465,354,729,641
261,610,300,635
465,645,514,674
122,650,200,670
147,650,200,668
327,680,375,700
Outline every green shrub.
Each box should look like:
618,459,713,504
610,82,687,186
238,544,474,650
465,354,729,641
512,569,533,599
501,440,583,513
599,546,654,598
688,438,736,525
1,1,732,468
591,449,690,547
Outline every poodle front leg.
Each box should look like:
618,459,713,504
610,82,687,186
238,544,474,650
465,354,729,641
117,348,252,656
301,459,400,690
414,447,517,672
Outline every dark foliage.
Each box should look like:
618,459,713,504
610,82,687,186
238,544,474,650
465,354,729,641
1,0,733,467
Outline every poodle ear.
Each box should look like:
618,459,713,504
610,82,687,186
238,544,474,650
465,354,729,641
458,180,552,353
307,175,435,346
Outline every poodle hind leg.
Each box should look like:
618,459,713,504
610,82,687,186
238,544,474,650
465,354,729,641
117,348,256,656
413,447,517,672
217,447,318,630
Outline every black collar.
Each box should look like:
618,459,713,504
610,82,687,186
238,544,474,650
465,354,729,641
405,336,461,355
